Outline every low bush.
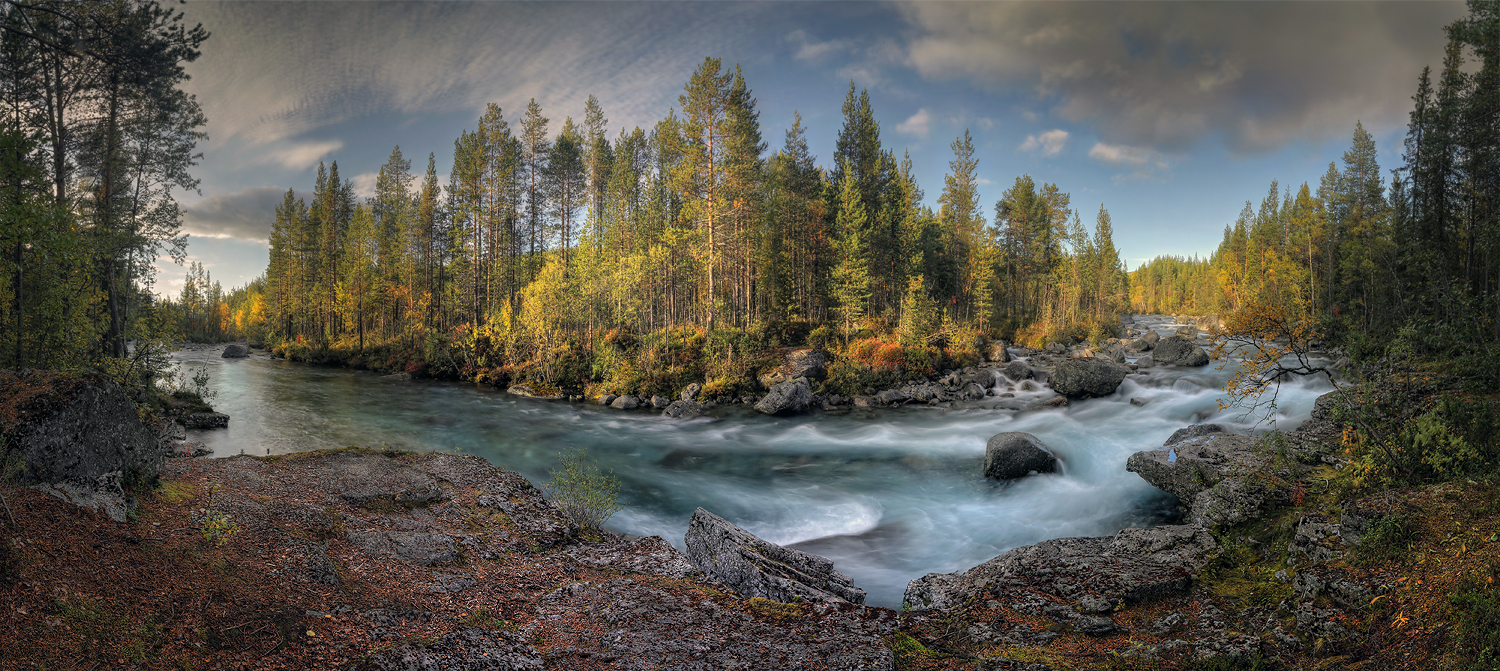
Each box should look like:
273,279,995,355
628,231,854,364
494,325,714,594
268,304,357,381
1448,562,1500,670
544,449,622,538
1355,514,1418,567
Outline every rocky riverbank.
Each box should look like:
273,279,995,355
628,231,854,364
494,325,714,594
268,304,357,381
3,369,1481,670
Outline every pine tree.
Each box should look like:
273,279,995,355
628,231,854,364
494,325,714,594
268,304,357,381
831,159,871,338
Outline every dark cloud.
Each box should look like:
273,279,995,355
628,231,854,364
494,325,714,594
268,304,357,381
182,187,306,243
900,2,1466,153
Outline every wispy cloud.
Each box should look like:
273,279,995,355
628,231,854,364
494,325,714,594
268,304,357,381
261,139,343,170
787,29,848,62
1088,142,1169,182
897,108,932,138
1019,129,1068,156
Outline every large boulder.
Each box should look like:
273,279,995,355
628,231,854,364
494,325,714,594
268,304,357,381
904,525,1218,613
221,343,249,358
1175,325,1197,337
609,395,641,410
684,508,866,604
1126,431,1268,527
0,372,166,521
661,399,704,420
754,377,815,416
1154,336,1210,366
985,340,1011,363
759,349,829,389
984,432,1058,480
1140,330,1160,347
1050,358,1129,399
1004,360,1034,381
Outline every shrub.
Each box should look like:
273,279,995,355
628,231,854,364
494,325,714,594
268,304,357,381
544,449,623,538
1354,514,1417,566
1449,562,1500,670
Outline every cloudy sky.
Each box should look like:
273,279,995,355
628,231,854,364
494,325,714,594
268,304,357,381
166,0,1466,296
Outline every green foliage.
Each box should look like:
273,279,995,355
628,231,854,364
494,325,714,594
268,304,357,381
886,631,933,668
1448,562,1500,671
544,449,622,537
197,482,239,547
460,608,515,631
1189,653,1272,671
1355,514,1418,567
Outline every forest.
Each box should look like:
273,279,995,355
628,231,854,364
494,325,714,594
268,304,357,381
1,0,1497,402
167,65,1132,397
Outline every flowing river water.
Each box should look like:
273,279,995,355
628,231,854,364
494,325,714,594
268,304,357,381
171,316,1334,608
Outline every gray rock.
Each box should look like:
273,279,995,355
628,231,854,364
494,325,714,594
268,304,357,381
1130,397,1148,407
1175,325,1197,337
680,382,702,401
684,508,866,604
959,382,987,401
650,395,671,409
1154,336,1209,366
598,393,616,406
1165,423,1229,446
180,412,229,429
1045,342,1067,354
1127,433,1270,526
1135,354,1154,368
760,349,829,388
1051,358,1129,399
347,530,462,565
984,432,1058,480
1004,360,1034,381
221,343,249,358
353,626,542,671
564,534,700,580
610,395,641,410
5,373,164,498
661,399,704,419
875,388,908,406
1140,330,1160,347
754,378,815,416
904,524,1217,613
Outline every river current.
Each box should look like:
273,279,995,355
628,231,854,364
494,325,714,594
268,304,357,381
172,316,1333,608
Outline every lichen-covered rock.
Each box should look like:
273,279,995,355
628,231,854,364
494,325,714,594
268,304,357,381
754,377,815,416
986,340,1011,363
1153,336,1210,366
984,432,1058,480
759,349,829,388
0,372,163,500
347,530,462,565
221,343,249,358
684,507,866,604
1125,432,1259,503
507,384,563,400
180,412,229,429
1004,360,1034,381
680,382,702,401
1051,358,1129,399
564,534,700,579
650,395,671,409
1165,423,1229,446
904,525,1218,613
610,395,641,410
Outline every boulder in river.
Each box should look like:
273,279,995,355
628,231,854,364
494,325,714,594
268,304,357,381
610,395,641,410
1050,358,1129,399
662,399,704,419
684,507,866,604
1136,354,1154,368
221,343,249,358
1153,335,1210,366
651,395,671,409
754,377,815,416
983,432,1058,480
1004,360,1034,381
1140,330,1160,347
1126,429,1266,526
1175,325,1197,337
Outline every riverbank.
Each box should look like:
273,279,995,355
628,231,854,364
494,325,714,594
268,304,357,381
1,371,1495,668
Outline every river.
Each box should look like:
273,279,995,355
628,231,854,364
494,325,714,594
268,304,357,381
171,316,1333,608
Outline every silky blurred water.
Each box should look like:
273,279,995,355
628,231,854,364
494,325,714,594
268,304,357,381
173,316,1332,607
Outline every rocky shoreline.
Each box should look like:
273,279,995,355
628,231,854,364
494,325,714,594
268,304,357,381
3,356,1430,670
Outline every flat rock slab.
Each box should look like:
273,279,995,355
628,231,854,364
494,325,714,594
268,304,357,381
1126,433,1261,503
348,530,462,565
565,534,700,580
685,507,866,605
353,626,542,671
532,578,895,671
904,525,1218,613
287,450,449,509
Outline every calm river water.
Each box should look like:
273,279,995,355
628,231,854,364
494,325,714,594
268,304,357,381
173,317,1333,608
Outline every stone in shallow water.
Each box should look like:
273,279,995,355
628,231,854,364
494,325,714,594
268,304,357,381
983,432,1058,481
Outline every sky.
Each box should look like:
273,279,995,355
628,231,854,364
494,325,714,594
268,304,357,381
163,0,1468,297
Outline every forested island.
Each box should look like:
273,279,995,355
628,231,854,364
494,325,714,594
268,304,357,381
1,0,1500,670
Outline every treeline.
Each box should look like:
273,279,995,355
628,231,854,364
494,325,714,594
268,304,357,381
1132,3,1500,359
225,59,1128,390
0,1,207,376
